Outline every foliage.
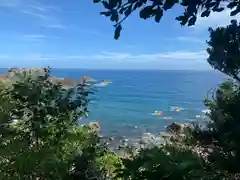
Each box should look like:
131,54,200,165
93,0,240,39
188,80,240,179
207,20,240,81
0,68,114,180
114,145,212,180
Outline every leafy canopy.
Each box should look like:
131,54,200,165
207,20,240,81
93,0,240,39
0,68,120,180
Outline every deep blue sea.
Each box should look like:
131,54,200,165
52,69,225,138
1,69,226,138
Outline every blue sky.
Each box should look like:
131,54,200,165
0,0,238,70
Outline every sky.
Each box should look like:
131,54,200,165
0,0,239,70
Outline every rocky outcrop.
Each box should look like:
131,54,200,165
166,122,186,134
166,122,193,134
0,68,95,87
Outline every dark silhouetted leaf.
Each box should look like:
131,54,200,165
119,6,127,14
231,8,240,16
102,1,111,9
117,0,122,8
100,11,112,17
188,15,197,26
124,5,132,17
93,0,101,3
110,12,119,22
227,2,238,9
128,0,136,3
109,0,118,9
133,1,143,10
140,6,153,19
201,10,210,17
155,8,163,23
213,7,224,12
114,25,122,40
153,0,163,6
206,2,216,8
176,15,188,25
163,0,178,10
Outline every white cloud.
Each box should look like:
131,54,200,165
0,50,210,69
46,24,67,29
22,34,60,41
1,0,64,27
66,50,207,61
23,53,57,60
175,36,205,44
195,9,240,29
21,10,46,19
22,34,46,41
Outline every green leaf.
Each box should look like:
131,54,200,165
114,25,122,40
155,8,163,23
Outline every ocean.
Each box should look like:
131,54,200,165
1,69,225,139
51,69,225,138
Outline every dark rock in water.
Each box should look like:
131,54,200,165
166,122,185,134
166,122,194,135
122,138,129,143
109,137,115,141
139,139,147,145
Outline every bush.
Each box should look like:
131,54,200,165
0,68,115,180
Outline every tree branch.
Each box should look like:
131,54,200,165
232,73,240,82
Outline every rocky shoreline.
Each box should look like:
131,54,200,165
92,121,192,155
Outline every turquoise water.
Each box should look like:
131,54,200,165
0,69,225,138
51,69,225,138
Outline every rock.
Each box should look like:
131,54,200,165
166,122,186,134
139,139,147,145
159,132,172,138
138,132,164,147
88,122,100,132
109,137,115,141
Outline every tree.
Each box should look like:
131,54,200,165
207,20,240,81
0,68,115,180
93,0,240,39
